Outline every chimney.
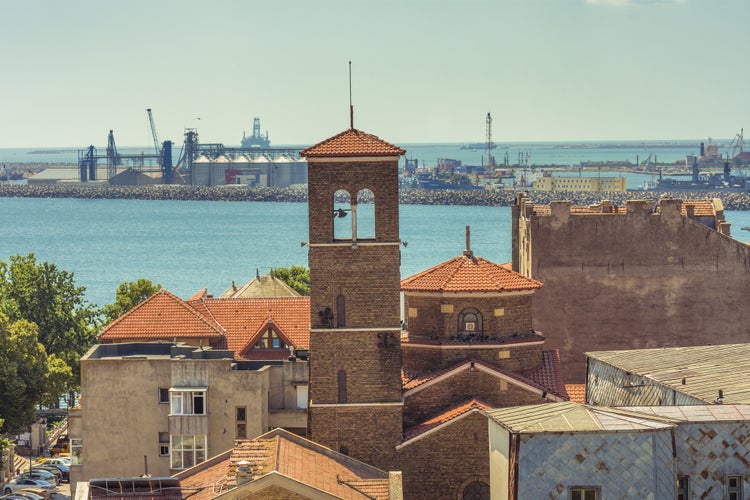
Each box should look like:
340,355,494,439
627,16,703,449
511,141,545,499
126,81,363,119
236,460,252,486
463,226,473,258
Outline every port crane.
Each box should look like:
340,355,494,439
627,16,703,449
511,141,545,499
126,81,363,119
728,128,744,160
147,108,161,155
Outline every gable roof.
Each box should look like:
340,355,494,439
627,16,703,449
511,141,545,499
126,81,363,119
403,354,568,400
300,128,406,158
98,289,225,341
98,289,310,360
177,428,391,500
486,402,675,434
402,398,493,443
586,344,750,404
401,257,542,293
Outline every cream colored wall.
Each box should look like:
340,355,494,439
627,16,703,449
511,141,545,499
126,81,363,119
488,422,510,500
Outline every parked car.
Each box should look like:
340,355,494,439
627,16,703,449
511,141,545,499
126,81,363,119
30,466,63,483
38,458,70,467
2,479,55,496
15,470,58,486
14,489,48,500
0,494,37,500
34,464,68,482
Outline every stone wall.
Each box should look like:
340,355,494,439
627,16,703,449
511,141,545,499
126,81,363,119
402,342,545,375
515,197,750,382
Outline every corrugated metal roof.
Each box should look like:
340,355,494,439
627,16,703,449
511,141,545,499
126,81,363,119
486,402,674,433
622,404,750,422
587,344,750,404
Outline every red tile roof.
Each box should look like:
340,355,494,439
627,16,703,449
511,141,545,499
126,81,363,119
401,256,542,293
98,289,310,360
98,289,225,341
403,398,492,441
179,429,391,500
565,384,586,403
300,128,406,158
681,200,715,217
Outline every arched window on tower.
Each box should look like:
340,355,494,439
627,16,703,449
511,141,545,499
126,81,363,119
337,370,347,403
356,189,375,239
336,293,346,328
458,308,483,337
333,189,352,240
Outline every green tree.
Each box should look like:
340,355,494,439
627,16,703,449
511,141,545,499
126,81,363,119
0,314,49,434
101,278,161,324
41,354,74,407
0,253,99,391
271,266,310,296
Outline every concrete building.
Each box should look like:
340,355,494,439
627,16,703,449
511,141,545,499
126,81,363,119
512,193,750,382
585,343,750,407
532,174,627,192
68,342,308,494
487,402,750,500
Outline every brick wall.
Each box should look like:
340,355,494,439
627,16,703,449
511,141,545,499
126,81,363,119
309,330,402,403
310,404,403,472
402,342,544,375
397,413,490,500
403,370,549,428
404,294,534,339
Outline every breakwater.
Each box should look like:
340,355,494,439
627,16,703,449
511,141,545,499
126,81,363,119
2,184,750,211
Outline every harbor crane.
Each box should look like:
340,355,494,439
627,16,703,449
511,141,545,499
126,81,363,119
147,108,161,155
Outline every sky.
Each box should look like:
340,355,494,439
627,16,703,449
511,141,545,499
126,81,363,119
1,0,748,147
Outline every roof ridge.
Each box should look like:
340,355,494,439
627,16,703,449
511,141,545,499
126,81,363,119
98,288,174,337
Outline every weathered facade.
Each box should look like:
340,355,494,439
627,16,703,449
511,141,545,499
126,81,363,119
513,193,750,382
68,343,307,495
487,402,750,500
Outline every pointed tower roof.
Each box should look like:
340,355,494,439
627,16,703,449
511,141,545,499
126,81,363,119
300,128,405,158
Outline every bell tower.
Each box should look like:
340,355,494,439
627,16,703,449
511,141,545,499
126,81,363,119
301,128,405,469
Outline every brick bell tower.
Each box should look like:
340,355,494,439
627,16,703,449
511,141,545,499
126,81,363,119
300,128,405,470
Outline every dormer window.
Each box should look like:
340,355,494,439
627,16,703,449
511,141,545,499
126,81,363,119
255,328,287,349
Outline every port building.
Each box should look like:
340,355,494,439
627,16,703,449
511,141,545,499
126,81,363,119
532,173,627,192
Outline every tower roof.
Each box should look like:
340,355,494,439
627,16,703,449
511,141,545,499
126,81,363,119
300,128,405,158
401,258,543,293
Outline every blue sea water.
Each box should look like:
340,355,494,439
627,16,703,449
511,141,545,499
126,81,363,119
1,197,749,308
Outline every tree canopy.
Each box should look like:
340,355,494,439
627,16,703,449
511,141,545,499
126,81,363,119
101,278,161,324
0,253,99,393
0,314,49,433
271,266,310,296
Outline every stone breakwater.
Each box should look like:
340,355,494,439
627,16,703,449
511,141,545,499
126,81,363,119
2,184,750,211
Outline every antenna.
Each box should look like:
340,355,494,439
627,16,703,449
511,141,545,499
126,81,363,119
349,61,354,129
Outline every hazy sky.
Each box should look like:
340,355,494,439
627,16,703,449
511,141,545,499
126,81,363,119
1,0,748,147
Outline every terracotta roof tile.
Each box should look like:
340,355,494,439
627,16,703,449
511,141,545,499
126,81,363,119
403,398,492,441
565,383,586,403
300,128,405,158
180,429,391,499
401,256,542,293
681,200,715,217
98,289,310,361
522,350,568,399
98,289,225,341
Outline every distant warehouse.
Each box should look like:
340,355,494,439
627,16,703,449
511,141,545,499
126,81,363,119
533,172,627,192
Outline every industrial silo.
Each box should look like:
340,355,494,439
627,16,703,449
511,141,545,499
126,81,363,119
191,155,211,186
228,154,251,185
251,154,271,187
290,155,308,185
271,155,293,188
211,155,231,186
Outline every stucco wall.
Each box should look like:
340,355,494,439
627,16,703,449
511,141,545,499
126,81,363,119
516,198,750,382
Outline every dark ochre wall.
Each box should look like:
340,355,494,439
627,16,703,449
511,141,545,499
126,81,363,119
515,197,750,382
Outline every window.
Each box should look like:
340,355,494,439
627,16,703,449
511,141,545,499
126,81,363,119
728,475,743,500
462,481,490,500
569,487,598,500
170,389,206,415
356,189,375,239
255,328,286,349
458,308,483,336
337,370,347,403
676,476,689,500
159,432,169,456
158,388,169,404
333,189,352,240
296,385,309,409
170,434,207,470
236,407,247,439
70,438,83,465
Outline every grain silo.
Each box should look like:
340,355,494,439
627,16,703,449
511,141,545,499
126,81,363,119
251,154,271,187
191,155,211,186
211,155,231,186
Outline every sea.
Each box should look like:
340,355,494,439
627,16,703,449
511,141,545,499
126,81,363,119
2,141,749,308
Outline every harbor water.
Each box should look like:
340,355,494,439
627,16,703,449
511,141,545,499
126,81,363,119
2,197,749,308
